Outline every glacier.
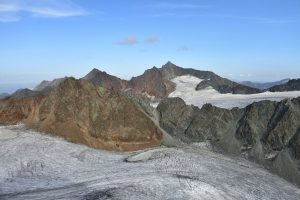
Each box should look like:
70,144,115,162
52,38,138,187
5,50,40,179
0,125,300,200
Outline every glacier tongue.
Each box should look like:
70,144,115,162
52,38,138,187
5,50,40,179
1,125,300,200
168,75,300,109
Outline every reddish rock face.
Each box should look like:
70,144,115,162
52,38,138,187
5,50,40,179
0,78,162,151
128,67,176,98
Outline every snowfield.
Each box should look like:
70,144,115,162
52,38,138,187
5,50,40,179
168,75,300,109
1,125,300,200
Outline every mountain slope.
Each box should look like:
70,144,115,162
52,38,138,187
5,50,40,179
269,79,300,92
240,79,290,90
0,78,162,151
157,97,300,185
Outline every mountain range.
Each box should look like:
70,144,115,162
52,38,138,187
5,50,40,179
240,79,290,90
1,61,300,186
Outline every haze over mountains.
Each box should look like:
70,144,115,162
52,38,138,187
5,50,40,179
240,79,291,90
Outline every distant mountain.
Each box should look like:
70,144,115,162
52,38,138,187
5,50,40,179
0,93,9,99
10,88,41,99
268,79,300,92
240,79,290,90
83,68,127,91
34,78,66,94
128,61,261,97
26,62,260,100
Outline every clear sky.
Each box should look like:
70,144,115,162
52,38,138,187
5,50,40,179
0,0,300,93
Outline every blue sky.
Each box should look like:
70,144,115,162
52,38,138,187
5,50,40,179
0,0,300,92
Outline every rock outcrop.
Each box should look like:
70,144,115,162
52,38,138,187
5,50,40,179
269,79,300,92
0,78,162,151
157,97,300,185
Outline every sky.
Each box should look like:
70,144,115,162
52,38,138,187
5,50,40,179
0,0,300,93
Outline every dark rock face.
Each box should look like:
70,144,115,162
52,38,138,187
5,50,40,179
269,79,300,92
157,97,300,185
240,79,290,90
0,78,162,151
83,68,128,91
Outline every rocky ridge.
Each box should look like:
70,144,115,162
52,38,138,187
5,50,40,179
157,97,300,185
0,77,162,151
32,62,261,100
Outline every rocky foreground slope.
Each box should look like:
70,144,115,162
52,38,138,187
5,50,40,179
157,97,300,185
0,78,162,151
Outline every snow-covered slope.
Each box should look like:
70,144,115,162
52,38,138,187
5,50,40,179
1,125,300,200
169,75,300,109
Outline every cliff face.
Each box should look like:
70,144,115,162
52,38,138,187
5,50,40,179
0,78,162,151
157,97,300,185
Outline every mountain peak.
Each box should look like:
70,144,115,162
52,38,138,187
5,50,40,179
88,68,107,75
165,61,175,66
83,68,127,90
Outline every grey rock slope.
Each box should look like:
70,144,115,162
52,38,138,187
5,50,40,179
157,97,300,186
269,79,300,92
240,79,290,90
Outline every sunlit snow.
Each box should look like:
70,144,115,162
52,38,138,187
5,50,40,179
169,75,300,109
1,125,300,199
